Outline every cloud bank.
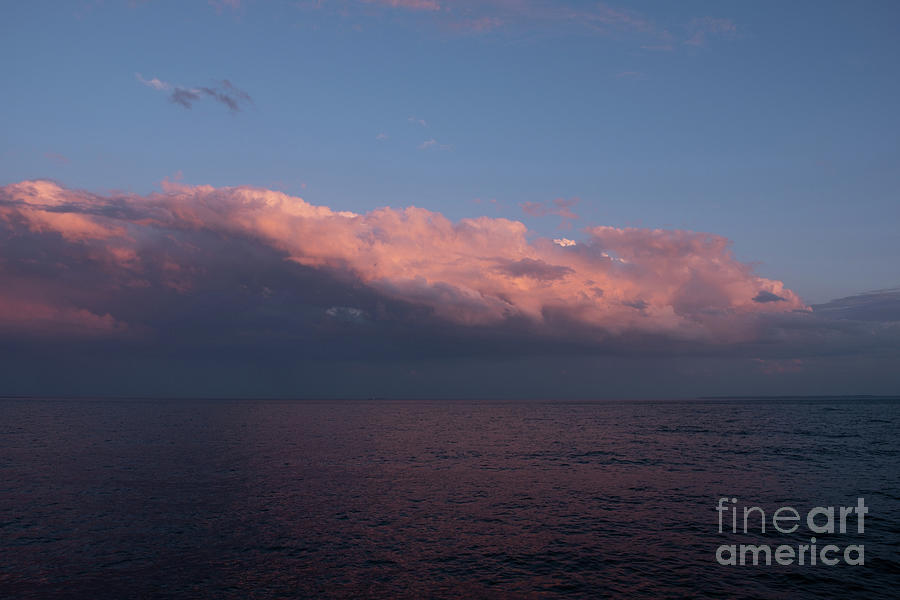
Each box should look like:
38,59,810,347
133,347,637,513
0,179,806,346
2,180,898,397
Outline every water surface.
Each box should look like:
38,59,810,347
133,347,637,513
1,397,897,598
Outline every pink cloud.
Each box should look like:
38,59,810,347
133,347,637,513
0,180,126,242
587,2,654,33
0,294,125,337
298,1,732,52
521,197,579,220
44,152,70,165
363,0,441,11
136,73,170,91
0,180,806,342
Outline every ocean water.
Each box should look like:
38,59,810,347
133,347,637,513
0,397,897,599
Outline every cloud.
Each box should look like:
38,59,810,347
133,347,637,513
586,2,654,33
136,73,170,91
170,87,202,109
448,16,504,34
363,0,440,11
753,290,786,303
418,138,450,150
137,74,253,112
0,179,810,348
4,180,899,396
641,44,674,52
521,197,579,220
520,202,543,216
0,294,126,338
221,79,253,103
492,258,574,282
44,152,70,165
810,288,900,322
408,116,427,127
326,306,367,322
376,132,389,140
685,16,737,47
296,1,736,52
753,358,805,375
209,0,241,12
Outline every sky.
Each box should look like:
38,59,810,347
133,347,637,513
1,1,898,398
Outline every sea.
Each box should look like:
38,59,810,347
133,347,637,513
1,396,897,599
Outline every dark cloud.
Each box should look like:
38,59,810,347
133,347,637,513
198,81,254,113
811,288,900,322
137,74,253,112
221,79,252,102
493,258,574,281
170,87,201,109
753,290,787,303
623,299,648,311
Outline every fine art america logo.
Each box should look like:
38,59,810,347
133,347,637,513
715,497,867,566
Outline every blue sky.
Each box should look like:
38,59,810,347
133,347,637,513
2,0,898,304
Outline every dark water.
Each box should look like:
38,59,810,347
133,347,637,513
0,397,898,599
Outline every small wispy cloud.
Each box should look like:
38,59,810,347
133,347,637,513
449,16,504,34
587,2,655,34
299,2,737,52
684,17,737,47
197,80,252,112
521,197,580,220
363,0,441,11
418,138,450,151
136,74,253,113
376,132,389,140
209,0,241,13
44,152,70,165
136,73,169,91
408,116,427,127
641,44,674,52
220,80,252,103
170,87,201,109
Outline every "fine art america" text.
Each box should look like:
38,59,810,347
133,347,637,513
715,497,867,566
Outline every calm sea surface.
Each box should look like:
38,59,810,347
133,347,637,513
0,397,898,599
